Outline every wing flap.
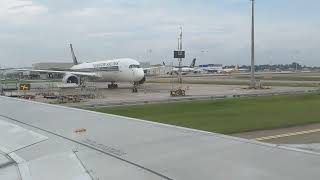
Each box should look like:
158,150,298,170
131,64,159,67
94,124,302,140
27,152,92,180
0,117,48,153
0,165,20,180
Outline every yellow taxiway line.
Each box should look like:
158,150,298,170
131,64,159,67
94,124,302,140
255,128,320,141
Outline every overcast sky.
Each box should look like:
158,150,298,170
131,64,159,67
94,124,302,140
0,0,319,67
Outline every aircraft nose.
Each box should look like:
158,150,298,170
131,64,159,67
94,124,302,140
135,69,145,83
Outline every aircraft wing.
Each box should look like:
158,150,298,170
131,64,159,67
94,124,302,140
143,67,164,71
0,96,320,180
17,68,100,77
0,68,15,71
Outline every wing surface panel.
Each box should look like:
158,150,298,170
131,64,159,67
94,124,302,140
0,118,48,153
1,96,320,179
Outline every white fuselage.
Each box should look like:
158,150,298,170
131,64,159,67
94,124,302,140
199,65,223,73
171,67,195,75
70,58,145,83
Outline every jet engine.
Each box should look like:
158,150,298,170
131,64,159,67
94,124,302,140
62,73,80,84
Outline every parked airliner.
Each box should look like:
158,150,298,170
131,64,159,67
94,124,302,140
171,58,197,75
20,44,145,92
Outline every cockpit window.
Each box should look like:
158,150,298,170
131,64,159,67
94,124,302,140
129,64,141,68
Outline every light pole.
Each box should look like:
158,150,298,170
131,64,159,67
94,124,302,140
250,0,256,88
178,26,183,84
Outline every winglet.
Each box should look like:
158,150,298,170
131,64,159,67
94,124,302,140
70,44,78,65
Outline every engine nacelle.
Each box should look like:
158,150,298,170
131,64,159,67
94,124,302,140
62,73,80,85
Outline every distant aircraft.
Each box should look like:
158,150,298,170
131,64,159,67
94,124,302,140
171,58,197,75
219,67,238,74
143,61,167,73
218,65,249,74
197,64,223,73
19,44,146,91
197,64,249,74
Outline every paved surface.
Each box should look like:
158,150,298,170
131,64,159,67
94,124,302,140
234,123,320,144
65,83,318,108
2,81,318,107
11,82,316,108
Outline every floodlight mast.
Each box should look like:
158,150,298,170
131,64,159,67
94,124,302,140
250,0,256,88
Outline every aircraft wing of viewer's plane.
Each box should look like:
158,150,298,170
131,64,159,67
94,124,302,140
0,96,320,180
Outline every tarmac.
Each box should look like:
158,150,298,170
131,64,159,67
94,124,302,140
57,82,318,108
2,81,318,107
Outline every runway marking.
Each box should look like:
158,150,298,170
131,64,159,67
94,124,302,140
255,128,320,141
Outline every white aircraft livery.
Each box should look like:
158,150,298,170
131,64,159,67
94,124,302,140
21,44,146,90
171,58,197,75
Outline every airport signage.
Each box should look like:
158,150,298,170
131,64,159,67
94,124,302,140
174,51,185,59
19,83,31,91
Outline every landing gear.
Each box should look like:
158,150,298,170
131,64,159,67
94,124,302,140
108,82,118,89
132,82,139,93
132,87,138,93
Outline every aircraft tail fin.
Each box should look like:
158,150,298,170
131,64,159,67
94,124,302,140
190,58,196,68
70,44,78,65
235,64,239,71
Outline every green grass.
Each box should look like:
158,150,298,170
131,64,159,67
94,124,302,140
235,75,320,82
90,93,320,134
147,79,320,87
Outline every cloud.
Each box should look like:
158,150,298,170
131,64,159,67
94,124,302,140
0,0,319,66
0,0,48,22
64,8,98,17
87,32,133,38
